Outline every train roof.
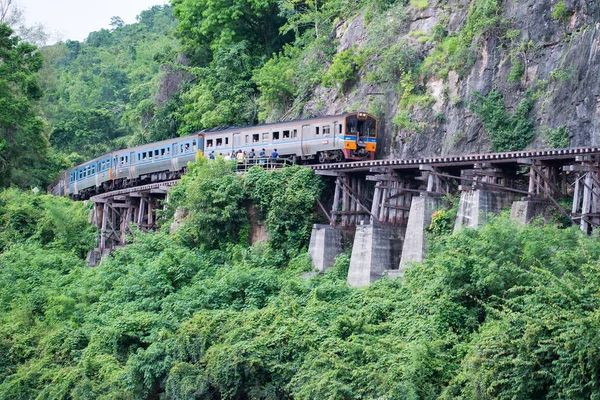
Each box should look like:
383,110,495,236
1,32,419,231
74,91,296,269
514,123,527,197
203,112,372,134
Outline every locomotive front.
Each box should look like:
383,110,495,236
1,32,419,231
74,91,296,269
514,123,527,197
343,112,378,160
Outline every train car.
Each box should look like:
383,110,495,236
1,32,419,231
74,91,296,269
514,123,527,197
203,111,378,163
49,112,377,199
62,133,204,199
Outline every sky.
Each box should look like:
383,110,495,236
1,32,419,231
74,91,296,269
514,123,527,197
18,0,168,43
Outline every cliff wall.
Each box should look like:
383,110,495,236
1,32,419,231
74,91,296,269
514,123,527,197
303,0,600,158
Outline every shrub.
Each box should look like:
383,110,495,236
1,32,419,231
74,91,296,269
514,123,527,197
321,48,365,90
469,91,534,152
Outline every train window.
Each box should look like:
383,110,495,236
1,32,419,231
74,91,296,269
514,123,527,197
192,140,197,150
91,165,96,174
207,139,213,148
338,124,342,134
273,131,280,141
262,132,269,141
253,134,259,143
283,130,290,139
120,156,126,165
323,126,330,135
142,152,147,160
315,127,320,135
216,138,222,147
70,172,75,183
155,149,160,158
293,129,298,138
225,137,229,145
166,148,171,156
161,148,166,156
245,135,249,144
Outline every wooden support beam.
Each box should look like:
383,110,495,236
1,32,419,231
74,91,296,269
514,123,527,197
317,199,332,225
530,163,563,199
431,172,531,195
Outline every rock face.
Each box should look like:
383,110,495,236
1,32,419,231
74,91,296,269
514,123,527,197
304,0,600,158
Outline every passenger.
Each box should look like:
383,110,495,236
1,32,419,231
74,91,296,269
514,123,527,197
271,148,279,161
224,152,231,161
259,148,266,165
209,151,215,160
248,148,255,164
236,150,245,163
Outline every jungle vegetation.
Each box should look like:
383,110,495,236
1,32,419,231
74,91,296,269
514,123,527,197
0,0,599,398
0,161,600,398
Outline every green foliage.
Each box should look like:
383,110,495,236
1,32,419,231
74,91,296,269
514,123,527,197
542,125,570,148
469,91,535,152
253,48,298,119
168,158,247,250
421,0,500,77
410,0,428,11
1,174,600,400
321,48,365,91
427,195,459,236
507,58,525,83
366,42,421,84
552,0,569,22
0,188,96,257
39,6,179,161
245,165,323,256
0,23,48,188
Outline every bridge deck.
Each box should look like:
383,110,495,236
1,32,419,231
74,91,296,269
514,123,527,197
310,147,600,172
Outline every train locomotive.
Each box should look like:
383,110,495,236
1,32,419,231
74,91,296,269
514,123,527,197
48,111,378,199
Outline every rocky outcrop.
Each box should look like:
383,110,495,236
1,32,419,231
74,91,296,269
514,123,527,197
304,0,600,158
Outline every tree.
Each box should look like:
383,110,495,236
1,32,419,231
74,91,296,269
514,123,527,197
172,0,290,61
0,23,48,187
0,0,48,45
109,16,124,29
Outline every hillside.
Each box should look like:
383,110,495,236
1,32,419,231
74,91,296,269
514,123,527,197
1,0,600,398
21,0,599,183
1,163,600,398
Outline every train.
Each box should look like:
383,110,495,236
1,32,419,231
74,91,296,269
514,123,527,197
48,111,378,199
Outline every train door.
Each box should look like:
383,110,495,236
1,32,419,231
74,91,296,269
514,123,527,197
129,152,135,179
301,125,311,156
233,133,241,151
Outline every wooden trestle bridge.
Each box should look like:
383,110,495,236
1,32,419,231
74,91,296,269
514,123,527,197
87,147,600,264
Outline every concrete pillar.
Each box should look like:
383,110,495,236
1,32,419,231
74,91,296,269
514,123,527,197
397,196,443,274
308,224,343,273
454,190,513,232
510,200,551,224
347,223,403,287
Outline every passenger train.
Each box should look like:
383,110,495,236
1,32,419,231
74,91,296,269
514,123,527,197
48,112,378,199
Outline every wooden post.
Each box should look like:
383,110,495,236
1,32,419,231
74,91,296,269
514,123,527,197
342,175,349,226
582,172,592,233
572,177,581,214
528,165,536,196
100,202,108,250
371,183,381,224
331,178,341,227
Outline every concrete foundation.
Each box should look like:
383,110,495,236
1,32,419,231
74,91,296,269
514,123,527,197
308,224,344,273
454,190,513,232
510,200,552,224
398,196,444,274
347,223,403,287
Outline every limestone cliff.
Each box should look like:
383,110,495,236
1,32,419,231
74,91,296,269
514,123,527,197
303,0,600,158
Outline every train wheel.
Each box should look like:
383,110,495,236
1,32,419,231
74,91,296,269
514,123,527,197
334,150,343,162
318,152,326,164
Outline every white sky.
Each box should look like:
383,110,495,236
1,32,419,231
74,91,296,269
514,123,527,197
18,0,168,43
